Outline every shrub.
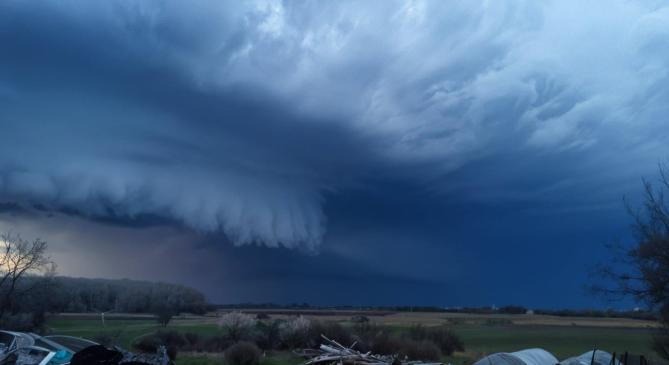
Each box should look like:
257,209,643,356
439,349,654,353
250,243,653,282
405,325,429,341
255,320,282,350
280,316,311,349
134,335,162,354
183,332,203,351
351,322,377,341
309,321,352,348
352,324,465,357
225,341,262,365
203,335,233,352
350,315,369,323
349,324,400,354
427,326,464,354
0,313,39,332
399,340,441,361
369,333,403,355
256,313,271,320
219,312,257,341
157,330,187,348
132,330,185,360
404,325,463,355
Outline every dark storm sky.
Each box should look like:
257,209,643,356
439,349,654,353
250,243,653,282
1,1,669,308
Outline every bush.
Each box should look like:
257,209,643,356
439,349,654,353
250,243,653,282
132,330,185,360
203,335,233,352
405,325,429,341
225,341,261,365
280,316,311,349
309,321,352,348
430,326,464,354
350,324,400,354
256,313,271,320
182,332,205,352
0,313,40,332
350,315,369,323
351,324,464,357
134,335,162,354
255,320,282,350
399,340,441,361
351,322,378,341
219,312,257,341
158,330,187,348
404,325,463,355
370,333,403,355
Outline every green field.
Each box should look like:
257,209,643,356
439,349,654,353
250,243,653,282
44,313,663,365
46,317,221,348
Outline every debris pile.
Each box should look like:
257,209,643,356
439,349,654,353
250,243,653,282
299,336,443,365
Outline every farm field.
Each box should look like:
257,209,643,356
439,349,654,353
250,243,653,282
45,311,662,365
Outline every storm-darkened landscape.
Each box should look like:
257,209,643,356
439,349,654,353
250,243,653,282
1,1,669,365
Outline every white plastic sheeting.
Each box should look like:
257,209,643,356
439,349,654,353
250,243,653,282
473,349,559,365
514,349,560,365
561,351,622,365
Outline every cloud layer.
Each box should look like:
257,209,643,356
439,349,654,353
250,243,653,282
1,0,669,249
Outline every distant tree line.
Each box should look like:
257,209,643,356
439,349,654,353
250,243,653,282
443,306,657,320
534,308,656,321
0,232,209,331
3,273,208,331
28,276,208,314
215,303,656,320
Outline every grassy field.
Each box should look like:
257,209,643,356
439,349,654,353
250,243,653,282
44,311,662,365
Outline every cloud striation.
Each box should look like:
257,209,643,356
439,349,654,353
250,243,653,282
1,0,669,249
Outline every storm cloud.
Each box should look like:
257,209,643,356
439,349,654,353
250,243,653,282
1,0,669,257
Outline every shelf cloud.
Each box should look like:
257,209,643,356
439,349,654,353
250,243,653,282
1,0,669,251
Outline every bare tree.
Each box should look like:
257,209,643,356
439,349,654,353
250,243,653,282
153,302,178,327
598,163,669,358
604,166,669,305
0,233,55,320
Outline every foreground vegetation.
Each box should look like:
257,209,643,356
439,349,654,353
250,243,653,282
44,311,662,365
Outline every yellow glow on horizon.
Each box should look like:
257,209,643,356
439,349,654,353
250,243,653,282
0,253,10,272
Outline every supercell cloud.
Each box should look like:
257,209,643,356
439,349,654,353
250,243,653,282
1,0,669,251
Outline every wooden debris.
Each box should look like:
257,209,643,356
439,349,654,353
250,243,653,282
298,335,443,365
